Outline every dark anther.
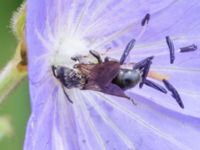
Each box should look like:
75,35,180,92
120,39,136,64
139,60,152,88
142,60,151,80
180,44,197,53
143,79,167,94
166,36,175,64
141,13,151,26
163,79,184,109
89,50,102,63
133,56,154,70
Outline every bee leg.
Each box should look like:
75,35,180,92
104,56,118,62
119,39,136,65
62,85,73,104
129,97,137,105
71,55,83,62
89,50,102,63
163,79,184,108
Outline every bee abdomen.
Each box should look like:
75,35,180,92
112,69,141,90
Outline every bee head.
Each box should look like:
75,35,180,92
52,65,63,79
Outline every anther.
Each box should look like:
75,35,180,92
141,13,151,26
143,79,167,94
139,59,152,88
120,39,136,64
142,61,151,80
163,79,184,109
180,44,197,53
166,36,175,64
133,56,154,70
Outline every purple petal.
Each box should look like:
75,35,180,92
72,91,200,150
127,38,200,118
26,0,200,149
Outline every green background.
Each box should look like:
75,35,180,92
0,0,30,150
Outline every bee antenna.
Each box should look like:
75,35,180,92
62,85,73,104
52,65,58,78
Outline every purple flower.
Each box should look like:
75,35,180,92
25,0,200,150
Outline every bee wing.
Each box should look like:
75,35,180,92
78,61,127,98
78,61,120,85
83,80,129,99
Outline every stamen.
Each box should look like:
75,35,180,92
148,71,169,81
142,61,151,80
141,13,150,26
162,79,184,109
120,39,136,64
180,44,197,53
166,36,175,64
143,79,167,94
133,56,154,70
139,60,152,88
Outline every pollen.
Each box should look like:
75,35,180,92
148,71,169,81
50,36,89,68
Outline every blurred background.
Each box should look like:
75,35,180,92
0,0,30,150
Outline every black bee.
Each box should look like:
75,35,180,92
52,38,184,108
53,39,153,102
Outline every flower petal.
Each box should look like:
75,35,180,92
25,88,200,150
24,85,82,150
26,0,200,149
127,37,200,118
74,91,200,150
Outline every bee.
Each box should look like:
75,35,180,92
52,40,138,102
52,39,184,108
53,39,152,102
